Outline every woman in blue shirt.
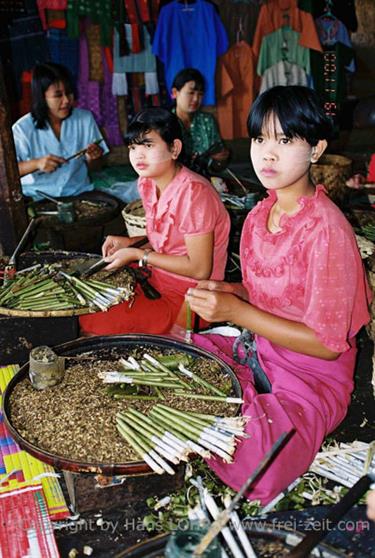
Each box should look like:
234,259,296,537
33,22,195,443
12,63,109,200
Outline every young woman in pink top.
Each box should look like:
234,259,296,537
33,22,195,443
79,108,230,335
187,86,371,504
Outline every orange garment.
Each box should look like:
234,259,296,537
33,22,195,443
252,0,322,59
216,41,255,140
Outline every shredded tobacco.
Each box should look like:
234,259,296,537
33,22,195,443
9,346,238,464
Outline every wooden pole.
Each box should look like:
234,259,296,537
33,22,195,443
0,60,28,256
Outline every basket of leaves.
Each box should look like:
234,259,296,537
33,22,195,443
310,154,352,199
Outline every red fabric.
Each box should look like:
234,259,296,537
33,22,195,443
367,154,375,182
136,0,150,22
124,0,138,23
79,270,184,335
37,0,67,30
103,46,113,74
131,23,142,53
47,17,66,29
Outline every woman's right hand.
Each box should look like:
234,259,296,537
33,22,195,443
102,236,134,258
37,154,66,173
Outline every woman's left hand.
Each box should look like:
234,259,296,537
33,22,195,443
186,287,242,323
104,247,142,271
85,142,103,162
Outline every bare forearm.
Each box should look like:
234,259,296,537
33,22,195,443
146,250,211,280
227,298,340,360
18,159,40,177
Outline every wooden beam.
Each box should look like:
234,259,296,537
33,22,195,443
0,60,28,256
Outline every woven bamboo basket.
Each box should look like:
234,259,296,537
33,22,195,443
122,199,146,237
310,154,352,195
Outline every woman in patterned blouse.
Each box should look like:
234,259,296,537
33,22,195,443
171,68,230,174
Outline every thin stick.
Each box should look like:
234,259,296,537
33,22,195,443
225,168,248,194
193,430,294,556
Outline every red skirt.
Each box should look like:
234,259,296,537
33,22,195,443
79,270,186,335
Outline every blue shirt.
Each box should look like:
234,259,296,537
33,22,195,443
12,108,109,200
152,0,228,105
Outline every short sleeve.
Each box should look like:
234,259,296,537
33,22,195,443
12,122,30,162
178,182,218,237
303,225,363,352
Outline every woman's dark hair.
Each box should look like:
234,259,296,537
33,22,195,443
172,68,205,92
31,63,74,129
247,86,333,146
124,108,183,148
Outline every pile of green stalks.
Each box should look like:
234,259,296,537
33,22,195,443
116,404,248,474
100,352,243,404
0,264,134,312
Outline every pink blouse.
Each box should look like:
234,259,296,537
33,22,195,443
138,165,230,295
240,185,371,352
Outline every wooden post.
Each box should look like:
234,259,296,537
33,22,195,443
0,60,28,256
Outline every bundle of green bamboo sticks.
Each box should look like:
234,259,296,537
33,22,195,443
0,264,134,312
116,404,248,474
99,352,243,404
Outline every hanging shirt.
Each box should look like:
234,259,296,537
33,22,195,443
12,108,109,200
152,0,228,105
216,41,255,140
259,60,308,92
252,0,322,59
113,24,156,73
257,26,311,76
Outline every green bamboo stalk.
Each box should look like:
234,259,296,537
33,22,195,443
116,420,164,474
116,418,175,475
118,414,180,464
143,354,192,390
177,363,227,397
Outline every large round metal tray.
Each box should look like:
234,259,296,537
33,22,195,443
2,334,242,475
0,250,134,318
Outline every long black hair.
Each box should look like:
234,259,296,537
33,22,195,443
247,86,333,146
31,63,74,129
124,107,183,148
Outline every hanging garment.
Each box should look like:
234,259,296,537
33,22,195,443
299,0,358,33
86,23,104,82
46,28,79,86
213,0,260,47
152,0,228,105
259,60,308,92
66,0,112,46
252,0,322,59
113,24,156,73
315,15,355,71
257,26,311,76
100,50,124,146
36,0,67,30
7,15,50,99
216,40,255,140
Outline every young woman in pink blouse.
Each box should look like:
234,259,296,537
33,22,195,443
187,86,371,504
79,108,230,335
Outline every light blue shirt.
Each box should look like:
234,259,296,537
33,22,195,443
12,108,109,200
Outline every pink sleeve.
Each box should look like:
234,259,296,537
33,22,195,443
178,183,219,236
303,226,363,353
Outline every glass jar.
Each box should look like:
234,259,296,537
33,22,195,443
165,520,221,558
29,346,65,390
